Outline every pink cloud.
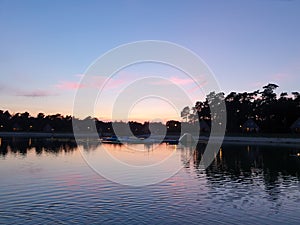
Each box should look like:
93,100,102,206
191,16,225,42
187,80,208,93
55,81,84,90
169,76,195,85
102,77,128,90
272,73,291,82
150,76,196,86
55,74,200,93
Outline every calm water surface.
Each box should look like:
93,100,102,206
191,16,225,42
0,137,300,224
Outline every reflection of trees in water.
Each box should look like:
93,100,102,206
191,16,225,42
0,137,108,156
177,144,194,168
76,139,102,151
192,142,206,169
191,143,300,201
0,137,79,156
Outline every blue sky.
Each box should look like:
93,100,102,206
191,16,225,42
0,0,300,120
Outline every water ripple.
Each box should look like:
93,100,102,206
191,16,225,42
0,141,300,224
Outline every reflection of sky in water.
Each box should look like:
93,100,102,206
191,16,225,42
0,138,300,224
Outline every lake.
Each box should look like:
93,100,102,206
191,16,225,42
0,137,300,224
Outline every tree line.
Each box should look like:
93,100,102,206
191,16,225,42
0,83,299,135
182,83,300,133
0,110,182,136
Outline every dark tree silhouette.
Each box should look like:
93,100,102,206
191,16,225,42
0,83,299,135
185,83,300,134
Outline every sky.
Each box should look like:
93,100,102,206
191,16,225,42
0,0,300,121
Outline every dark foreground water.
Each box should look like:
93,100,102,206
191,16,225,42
0,137,300,224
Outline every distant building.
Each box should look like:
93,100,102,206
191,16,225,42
12,122,22,131
166,120,181,133
290,118,300,133
242,119,259,132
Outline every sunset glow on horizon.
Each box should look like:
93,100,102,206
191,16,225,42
1,1,300,121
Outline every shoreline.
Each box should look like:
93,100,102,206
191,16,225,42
0,132,76,138
0,132,299,145
205,136,300,146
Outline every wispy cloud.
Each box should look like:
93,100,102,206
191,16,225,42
187,80,208,93
55,74,204,94
170,76,195,85
150,76,197,86
16,90,56,97
0,82,56,97
55,81,85,90
103,77,128,90
55,75,128,91
248,73,292,90
272,73,291,82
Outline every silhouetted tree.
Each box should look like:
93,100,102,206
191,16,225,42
185,83,300,133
